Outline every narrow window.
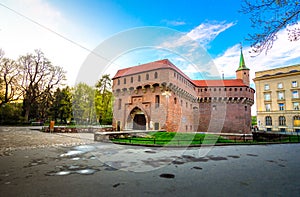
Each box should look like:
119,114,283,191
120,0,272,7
264,84,270,90
292,90,299,99
174,97,177,104
154,72,158,79
124,78,126,84
146,73,149,80
279,103,284,111
265,116,272,126
265,104,271,111
278,82,283,89
279,116,286,126
292,81,298,88
118,98,122,110
155,95,160,108
293,102,299,110
117,79,120,85
278,92,284,100
131,77,133,83
138,75,141,82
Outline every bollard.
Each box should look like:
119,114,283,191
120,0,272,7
50,121,55,133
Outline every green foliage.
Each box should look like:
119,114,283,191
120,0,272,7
72,83,96,124
49,87,73,124
0,103,23,125
252,116,257,126
95,74,113,125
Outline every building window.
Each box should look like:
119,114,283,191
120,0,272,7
186,102,188,108
278,83,283,89
181,100,183,106
279,103,284,111
174,97,177,104
117,79,120,85
212,105,216,110
146,73,149,80
138,75,141,82
245,106,247,111
292,81,298,88
265,104,271,111
124,78,126,84
155,95,160,108
292,90,299,99
264,93,271,101
294,116,300,127
278,92,284,100
154,72,158,79
118,99,122,110
279,116,286,126
265,116,272,126
264,84,270,90
131,77,133,83
293,102,299,110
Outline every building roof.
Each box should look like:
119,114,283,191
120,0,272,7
112,59,192,81
113,59,248,87
236,47,249,71
192,79,247,87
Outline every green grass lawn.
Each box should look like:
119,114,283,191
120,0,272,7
111,131,233,146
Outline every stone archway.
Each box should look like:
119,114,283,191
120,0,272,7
128,107,147,130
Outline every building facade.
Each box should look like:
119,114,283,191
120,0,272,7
254,65,300,132
112,50,255,133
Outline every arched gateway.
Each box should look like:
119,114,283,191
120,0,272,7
128,107,147,130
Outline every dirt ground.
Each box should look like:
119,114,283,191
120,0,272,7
0,126,94,156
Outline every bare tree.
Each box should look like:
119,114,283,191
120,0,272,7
0,51,22,106
19,50,66,122
241,0,300,55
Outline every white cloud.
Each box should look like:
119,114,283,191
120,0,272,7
213,23,300,115
0,0,94,86
187,21,236,46
161,19,186,26
213,23,300,82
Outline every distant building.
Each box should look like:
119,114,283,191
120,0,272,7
112,49,254,133
253,65,300,132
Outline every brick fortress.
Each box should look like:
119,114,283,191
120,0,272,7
112,49,255,134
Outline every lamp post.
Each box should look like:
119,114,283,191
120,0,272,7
162,90,172,130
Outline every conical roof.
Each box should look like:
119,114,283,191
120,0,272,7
237,46,249,71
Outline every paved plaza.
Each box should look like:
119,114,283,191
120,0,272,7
0,127,300,196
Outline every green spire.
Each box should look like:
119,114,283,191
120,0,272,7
237,45,249,71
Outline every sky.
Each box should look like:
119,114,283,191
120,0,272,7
0,0,300,114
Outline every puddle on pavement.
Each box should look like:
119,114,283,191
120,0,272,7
159,173,175,179
192,166,203,170
60,145,96,158
228,155,240,159
24,159,46,168
46,164,99,176
246,153,258,157
76,169,97,175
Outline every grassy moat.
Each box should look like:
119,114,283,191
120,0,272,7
111,131,300,146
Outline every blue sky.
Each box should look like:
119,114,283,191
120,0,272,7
0,0,300,88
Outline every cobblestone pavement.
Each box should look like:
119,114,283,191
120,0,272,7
0,126,94,156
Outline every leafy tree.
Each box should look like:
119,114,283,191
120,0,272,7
0,50,22,106
0,103,23,125
72,83,96,124
18,50,66,122
95,74,113,125
50,87,73,124
241,0,300,55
